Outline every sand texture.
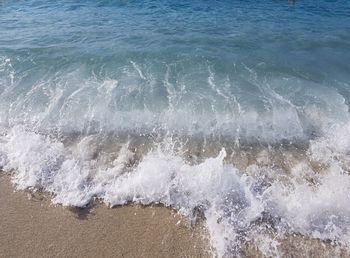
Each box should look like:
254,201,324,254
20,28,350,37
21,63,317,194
0,175,209,258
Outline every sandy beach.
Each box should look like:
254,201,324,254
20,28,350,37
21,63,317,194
2,173,350,258
0,175,209,258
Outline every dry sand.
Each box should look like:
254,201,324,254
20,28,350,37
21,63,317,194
0,175,210,258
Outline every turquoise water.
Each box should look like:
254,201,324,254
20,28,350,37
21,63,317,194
1,0,350,141
1,1,350,256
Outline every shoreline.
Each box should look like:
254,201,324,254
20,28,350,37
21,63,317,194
1,173,349,258
0,175,210,258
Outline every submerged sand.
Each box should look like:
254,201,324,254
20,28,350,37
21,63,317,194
0,175,209,258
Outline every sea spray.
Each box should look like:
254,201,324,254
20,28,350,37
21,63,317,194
1,125,350,256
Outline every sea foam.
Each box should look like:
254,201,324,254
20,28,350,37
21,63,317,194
1,124,350,257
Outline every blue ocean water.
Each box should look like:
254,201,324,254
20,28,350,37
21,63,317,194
1,0,350,141
1,1,350,256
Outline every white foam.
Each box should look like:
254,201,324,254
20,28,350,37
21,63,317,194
1,125,350,256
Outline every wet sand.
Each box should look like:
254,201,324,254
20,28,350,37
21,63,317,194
0,175,209,258
1,173,349,258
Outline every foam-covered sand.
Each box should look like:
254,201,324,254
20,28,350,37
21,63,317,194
0,175,209,258
2,125,350,256
1,174,349,258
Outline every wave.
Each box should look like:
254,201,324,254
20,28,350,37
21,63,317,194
1,56,349,144
1,54,350,256
1,123,350,256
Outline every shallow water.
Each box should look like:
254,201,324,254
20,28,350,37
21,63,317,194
1,0,350,257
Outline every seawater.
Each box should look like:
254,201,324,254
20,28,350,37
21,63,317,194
1,0,350,257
